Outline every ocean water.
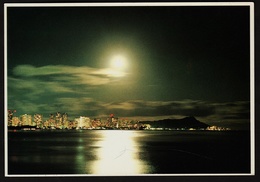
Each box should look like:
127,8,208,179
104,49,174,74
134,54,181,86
7,130,251,175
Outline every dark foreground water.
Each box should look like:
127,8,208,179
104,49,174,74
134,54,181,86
8,130,251,175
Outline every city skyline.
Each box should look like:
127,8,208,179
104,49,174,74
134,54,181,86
9,111,228,131
6,4,253,130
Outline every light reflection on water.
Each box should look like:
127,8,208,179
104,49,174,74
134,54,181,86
88,130,153,174
8,130,154,174
8,130,249,174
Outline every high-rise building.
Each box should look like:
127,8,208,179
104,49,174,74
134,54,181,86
107,114,119,128
48,114,55,129
75,116,91,129
12,117,20,127
62,113,69,129
8,110,16,126
20,114,32,126
34,114,43,128
55,112,62,128
43,120,49,129
91,118,101,128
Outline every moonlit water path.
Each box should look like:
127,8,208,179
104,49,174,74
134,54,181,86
8,130,250,175
89,130,153,174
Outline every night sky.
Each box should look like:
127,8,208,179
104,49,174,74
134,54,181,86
6,4,251,129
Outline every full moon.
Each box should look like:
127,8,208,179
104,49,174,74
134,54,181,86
111,55,127,69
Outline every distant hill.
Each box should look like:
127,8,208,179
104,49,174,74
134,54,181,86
139,116,209,129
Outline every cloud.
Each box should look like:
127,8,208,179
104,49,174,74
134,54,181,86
12,64,126,85
8,64,251,130
8,94,250,130
98,100,213,120
8,77,74,100
13,64,65,77
102,100,250,130
8,64,128,106
196,101,250,129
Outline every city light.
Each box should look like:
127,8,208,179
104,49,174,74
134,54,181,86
7,110,230,131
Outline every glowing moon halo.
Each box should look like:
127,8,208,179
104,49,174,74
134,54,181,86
111,55,127,70
107,54,128,77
